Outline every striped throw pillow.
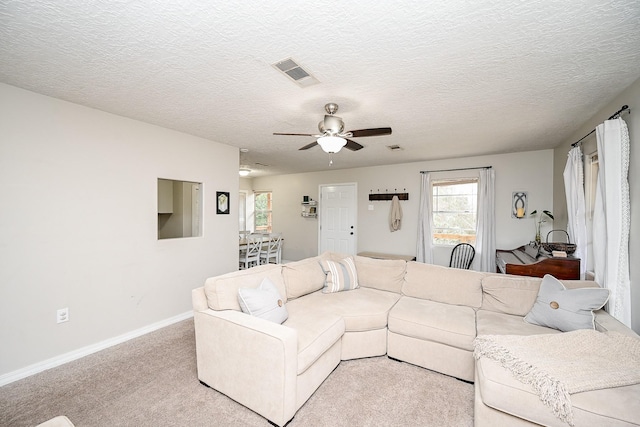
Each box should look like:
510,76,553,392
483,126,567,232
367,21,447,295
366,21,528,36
320,257,359,293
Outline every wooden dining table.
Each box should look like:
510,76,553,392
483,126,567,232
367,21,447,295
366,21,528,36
238,234,283,250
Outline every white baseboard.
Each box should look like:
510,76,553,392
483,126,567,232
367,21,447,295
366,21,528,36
0,311,193,387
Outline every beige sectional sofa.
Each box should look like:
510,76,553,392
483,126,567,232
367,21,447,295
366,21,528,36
192,252,640,426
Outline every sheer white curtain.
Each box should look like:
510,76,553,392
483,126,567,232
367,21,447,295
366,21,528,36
474,168,496,272
593,118,631,327
416,172,434,263
563,146,588,279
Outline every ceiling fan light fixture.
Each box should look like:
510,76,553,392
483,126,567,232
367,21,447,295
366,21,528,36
239,167,251,177
317,136,347,153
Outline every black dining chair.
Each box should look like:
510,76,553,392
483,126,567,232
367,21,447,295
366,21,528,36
449,243,475,269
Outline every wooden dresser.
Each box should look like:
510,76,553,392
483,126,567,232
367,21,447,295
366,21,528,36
496,244,580,280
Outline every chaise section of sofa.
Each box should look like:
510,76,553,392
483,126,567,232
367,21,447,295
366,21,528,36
475,355,640,427
474,274,640,427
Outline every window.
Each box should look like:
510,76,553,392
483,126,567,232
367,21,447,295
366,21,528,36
254,191,273,233
432,178,478,245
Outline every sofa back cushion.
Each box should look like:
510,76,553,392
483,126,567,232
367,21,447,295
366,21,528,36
204,264,285,311
354,256,406,294
403,262,485,308
282,256,326,300
481,274,600,316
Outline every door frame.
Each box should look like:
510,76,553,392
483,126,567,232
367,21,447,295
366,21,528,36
317,182,358,255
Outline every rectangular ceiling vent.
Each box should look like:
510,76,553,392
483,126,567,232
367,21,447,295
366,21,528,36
272,58,320,88
387,144,403,151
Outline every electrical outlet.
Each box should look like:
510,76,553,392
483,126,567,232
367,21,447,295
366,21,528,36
56,308,69,324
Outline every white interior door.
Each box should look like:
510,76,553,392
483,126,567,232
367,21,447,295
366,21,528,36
319,183,357,255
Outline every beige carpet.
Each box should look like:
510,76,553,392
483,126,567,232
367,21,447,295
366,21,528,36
0,319,473,426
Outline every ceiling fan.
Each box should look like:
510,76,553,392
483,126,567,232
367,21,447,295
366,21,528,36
273,103,392,153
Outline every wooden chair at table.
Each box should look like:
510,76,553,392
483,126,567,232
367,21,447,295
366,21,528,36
274,233,283,263
259,233,282,265
449,243,475,269
239,234,263,270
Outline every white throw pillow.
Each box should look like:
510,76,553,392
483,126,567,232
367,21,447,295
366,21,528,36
237,277,288,324
524,274,609,332
319,256,359,293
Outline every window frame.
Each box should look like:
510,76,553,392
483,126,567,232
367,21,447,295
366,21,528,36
254,191,273,233
430,176,479,246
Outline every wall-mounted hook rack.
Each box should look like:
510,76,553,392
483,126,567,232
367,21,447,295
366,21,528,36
368,188,409,201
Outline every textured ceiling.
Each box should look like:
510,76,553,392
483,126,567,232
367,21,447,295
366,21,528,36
2,0,639,176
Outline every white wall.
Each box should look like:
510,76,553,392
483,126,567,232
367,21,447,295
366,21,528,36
252,150,554,264
553,76,640,334
0,83,239,377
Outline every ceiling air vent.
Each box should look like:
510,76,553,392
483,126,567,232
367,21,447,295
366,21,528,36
272,58,320,88
387,144,403,151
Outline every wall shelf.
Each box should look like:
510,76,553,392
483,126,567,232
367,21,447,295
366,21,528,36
301,200,317,218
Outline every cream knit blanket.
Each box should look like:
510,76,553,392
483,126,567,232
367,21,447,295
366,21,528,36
474,330,640,426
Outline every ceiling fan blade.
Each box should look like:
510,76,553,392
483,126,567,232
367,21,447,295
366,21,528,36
299,141,319,150
273,132,316,136
344,139,364,151
348,127,392,138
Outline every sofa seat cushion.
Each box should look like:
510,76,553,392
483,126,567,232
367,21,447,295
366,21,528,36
286,288,401,332
283,309,344,375
388,296,476,351
476,356,640,426
476,310,562,337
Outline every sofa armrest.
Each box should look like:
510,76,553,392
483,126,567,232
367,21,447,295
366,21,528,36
192,286,208,311
594,310,640,338
194,308,298,426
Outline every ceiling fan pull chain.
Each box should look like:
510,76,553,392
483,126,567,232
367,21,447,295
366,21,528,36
329,153,333,166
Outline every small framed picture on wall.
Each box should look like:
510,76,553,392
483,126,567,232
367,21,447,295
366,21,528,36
217,191,230,214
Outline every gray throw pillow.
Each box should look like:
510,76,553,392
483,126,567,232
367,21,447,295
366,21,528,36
524,274,609,332
238,277,288,324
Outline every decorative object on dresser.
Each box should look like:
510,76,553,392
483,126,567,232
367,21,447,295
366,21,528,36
529,209,553,244
541,229,577,255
